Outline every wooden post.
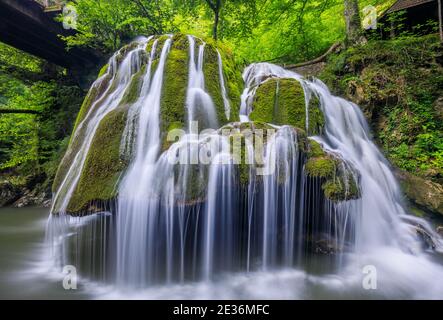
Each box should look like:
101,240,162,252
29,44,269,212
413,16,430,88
439,0,443,42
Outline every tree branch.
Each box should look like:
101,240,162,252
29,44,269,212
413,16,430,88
205,0,217,11
284,42,341,69
0,108,41,115
129,0,160,33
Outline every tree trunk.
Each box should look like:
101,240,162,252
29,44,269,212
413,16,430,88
344,0,363,46
213,8,220,40
205,0,221,40
439,0,443,42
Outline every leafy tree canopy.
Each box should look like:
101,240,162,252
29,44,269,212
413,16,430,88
62,0,396,63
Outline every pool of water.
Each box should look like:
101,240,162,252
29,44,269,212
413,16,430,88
0,207,89,299
1,206,443,300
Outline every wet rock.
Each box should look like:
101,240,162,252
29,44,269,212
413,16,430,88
0,181,21,206
414,224,437,250
396,170,443,216
314,239,340,255
12,189,50,208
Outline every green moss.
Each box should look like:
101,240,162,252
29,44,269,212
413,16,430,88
98,64,108,78
121,66,145,105
278,79,306,127
203,43,227,125
307,139,326,158
157,34,171,45
115,41,142,64
171,33,189,50
221,52,242,122
66,107,128,214
305,156,336,178
322,177,360,201
222,121,297,186
160,35,188,151
158,33,241,149
319,34,443,183
71,74,112,135
249,79,276,123
52,34,245,212
305,139,360,201
163,121,185,151
308,95,325,135
52,74,114,193
172,163,208,204
227,132,250,185
249,78,323,133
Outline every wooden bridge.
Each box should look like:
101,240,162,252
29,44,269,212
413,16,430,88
0,0,100,68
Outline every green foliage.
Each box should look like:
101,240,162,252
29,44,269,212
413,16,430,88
375,10,440,40
0,80,56,171
320,34,443,183
0,42,84,192
62,0,396,64
60,0,175,53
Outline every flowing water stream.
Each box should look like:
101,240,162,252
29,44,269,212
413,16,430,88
13,35,443,299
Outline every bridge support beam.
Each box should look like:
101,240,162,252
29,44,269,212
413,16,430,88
0,0,101,69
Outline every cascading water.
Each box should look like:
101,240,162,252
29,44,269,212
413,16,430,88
217,50,231,120
116,36,172,286
46,35,443,299
186,36,218,129
51,38,150,214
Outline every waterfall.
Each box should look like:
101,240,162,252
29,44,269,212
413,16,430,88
242,63,440,253
217,50,231,120
51,38,150,215
46,37,443,298
186,35,218,129
116,36,172,286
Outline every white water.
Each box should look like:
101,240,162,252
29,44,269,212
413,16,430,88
186,35,218,129
217,50,231,120
46,39,443,299
243,62,442,253
116,36,172,286
51,38,150,214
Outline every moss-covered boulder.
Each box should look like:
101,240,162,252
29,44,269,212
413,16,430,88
305,139,360,202
52,34,244,215
218,121,308,186
249,78,324,134
220,121,280,185
150,34,244,151
66,107,128,213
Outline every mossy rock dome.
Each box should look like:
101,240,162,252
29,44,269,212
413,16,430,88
52,34,244,215
249,78,324,135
